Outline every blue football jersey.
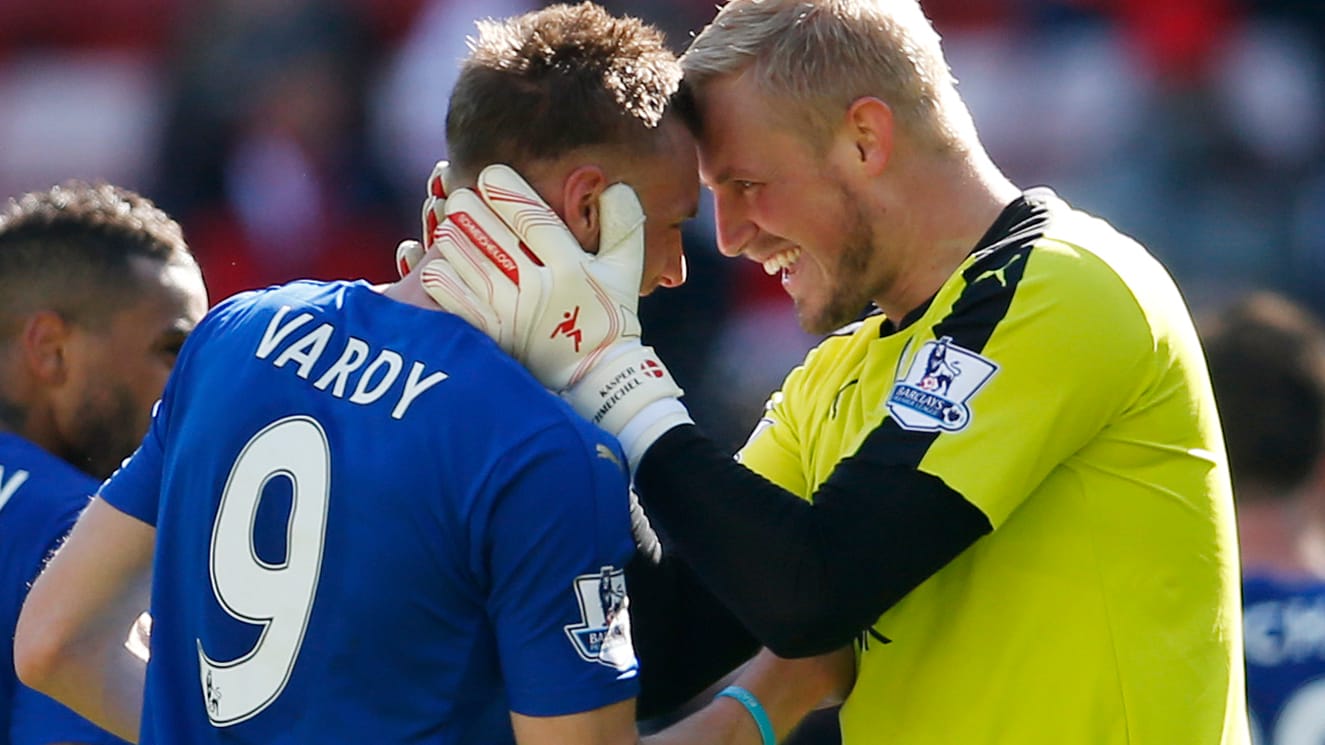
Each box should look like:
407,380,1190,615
98,280,639,744
0,434,130,745
1243,573,1325,745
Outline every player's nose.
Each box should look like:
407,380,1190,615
712,190,756,258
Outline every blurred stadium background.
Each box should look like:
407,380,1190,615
1,0,1321,448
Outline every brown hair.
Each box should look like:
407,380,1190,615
446,2,684,179
1202,292,1325,499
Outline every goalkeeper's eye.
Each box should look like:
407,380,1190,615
733,179,758,192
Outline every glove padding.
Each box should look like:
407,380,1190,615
395,160,455,277
418,163,692,467
427,163,643,391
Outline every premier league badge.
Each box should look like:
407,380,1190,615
887,336,997,432
564,566,637,673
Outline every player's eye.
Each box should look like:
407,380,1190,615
156,333,189,361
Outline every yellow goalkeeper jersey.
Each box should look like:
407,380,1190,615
738,190,1249,744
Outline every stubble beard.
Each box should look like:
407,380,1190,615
797,195,877,335
70,384,145,480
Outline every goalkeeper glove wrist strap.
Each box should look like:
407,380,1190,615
616,398,692,472
563,344,691,468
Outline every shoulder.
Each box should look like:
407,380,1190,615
1029,191,1180,311
0,435,98,509
0,436,96,558
954,191,1185,351
199,279,352,328
487,387,628,474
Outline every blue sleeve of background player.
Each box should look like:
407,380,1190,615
9,685,130,745
484,420,639,717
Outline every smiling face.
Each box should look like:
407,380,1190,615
694,73,889,334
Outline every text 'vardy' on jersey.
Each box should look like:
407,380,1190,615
254,305,449,420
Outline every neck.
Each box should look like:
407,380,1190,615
0,369,31,438
0,400,18,435
874,147,1020,321
378,249,449,310
0,391,57,455
1301,521,1325,579
0,350,66,456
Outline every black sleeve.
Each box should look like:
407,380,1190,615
626,548,759,721
634,425,993,658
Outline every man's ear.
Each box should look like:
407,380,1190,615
559,165,609,255
843,96,894,177
20,311,70,385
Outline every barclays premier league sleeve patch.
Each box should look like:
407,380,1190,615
887,336,997,432
564,566,637,674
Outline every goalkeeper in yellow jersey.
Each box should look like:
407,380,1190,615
415,1,1251,743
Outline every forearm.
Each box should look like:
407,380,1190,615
644,647,853,745
634,426,991,657
14,498,154,742
19,595,148,742
85,636,148,742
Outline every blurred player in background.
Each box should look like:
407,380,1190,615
11,5,799,745
1202,291,1325,745
418,0,1251,743
0,182,207,745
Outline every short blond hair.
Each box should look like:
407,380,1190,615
681,0,972,153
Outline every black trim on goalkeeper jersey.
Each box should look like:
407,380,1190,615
635,426,991,658
627,547,759,719
631,196,1049,658
637,190,1248,743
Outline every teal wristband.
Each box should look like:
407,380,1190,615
716,685,775,745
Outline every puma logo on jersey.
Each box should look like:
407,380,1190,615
829,379,859,419
595,443,623,470
974,252,1024,288
857,626,892,651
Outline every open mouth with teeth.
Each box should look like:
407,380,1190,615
762,246,802,275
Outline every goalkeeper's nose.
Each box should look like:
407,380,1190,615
711,188,757,258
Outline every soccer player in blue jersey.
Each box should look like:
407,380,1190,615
1203,292,1325,745
0,182,207,745
12,5,736,745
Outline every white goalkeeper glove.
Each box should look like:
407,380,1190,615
395,160,508,338
418,163,691,468
394,160,454,277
